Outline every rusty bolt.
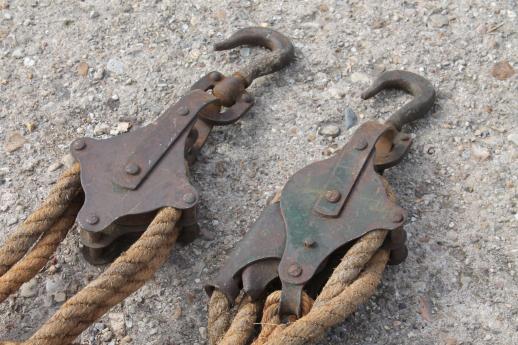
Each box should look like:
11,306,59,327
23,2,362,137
125,163,141,175
209,71,223,81
325,190,341,203
242,94,254,103
178,106,189,116
288,263,302,277
183,192,196,204
304,238,316,248
72,139,86,150
392,212,404,223
86,214,99,225
354,139,368,151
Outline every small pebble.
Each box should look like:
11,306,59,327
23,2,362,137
507,131,518,146
350,72,370,83
344,107,358,129
107,58,124,75
54,291,66,303
429,14,449,28
94,123,110,136
23,57,35,67
4,132,26,153
12,48,24,59
319,124,341,138
471,144,490,161
198,327,207,339
93,67,105,81
20,279,38,298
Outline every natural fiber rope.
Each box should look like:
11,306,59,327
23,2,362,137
0,163,81,276
0,207,181,345
0,199,81,303
208,290,232,345
217,296,260,345
251,291,313,345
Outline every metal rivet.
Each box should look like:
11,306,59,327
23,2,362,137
392,212,404,223
209,71,222,81
125,163,141,175
183,192,196,204
304,239,316,248
73,139,86,150
354,139,368,151
288,263,302,277
242,94,254,103
325,190,341,203
86,214,99,225
178,106,189,116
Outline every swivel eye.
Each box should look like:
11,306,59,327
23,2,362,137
361,70,436,130
210,27,295,107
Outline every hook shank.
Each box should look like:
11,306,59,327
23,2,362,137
361,70,435,130
214,27,295,87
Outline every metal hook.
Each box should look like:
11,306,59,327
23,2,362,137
214,27,295,87
361,70,436,131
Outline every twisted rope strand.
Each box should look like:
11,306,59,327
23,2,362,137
0,207,181,345
0,163,81,276
0,199,81,303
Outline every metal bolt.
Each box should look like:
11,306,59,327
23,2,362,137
183,192,196,204
209,71,222,81
288,263,302,277
242,94,254,103
354,139,368,151
392,212,404,223
325,190,341,203
178,106,189,116
125,163,141,175
304,238,316,248
73,139,86,150
86,214,99,225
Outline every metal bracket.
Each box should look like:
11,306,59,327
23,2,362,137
72,72,255,265
207,121,408,317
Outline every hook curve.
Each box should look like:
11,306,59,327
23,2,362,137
361,70,436,130
214,27,295,87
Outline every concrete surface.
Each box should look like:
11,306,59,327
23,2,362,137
0,0,517,344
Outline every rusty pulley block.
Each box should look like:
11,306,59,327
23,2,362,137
207,70,436,317
72,27,295,265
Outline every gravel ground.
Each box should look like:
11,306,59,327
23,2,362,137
1,1,517,344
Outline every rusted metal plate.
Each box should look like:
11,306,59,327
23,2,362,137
71,90,218,233
278,122,406,288
206,202,286,302
112,90,217,190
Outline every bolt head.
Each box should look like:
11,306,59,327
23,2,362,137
325,190,341,203
392,212,404,223
209,71,222,81
86,214,99,225
304,239,316,248
288,263,302,277
242,94,254,103
183,192,196,204
354,139,368,151
178,106,190,116
125,163,141,175
72,139,86,150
